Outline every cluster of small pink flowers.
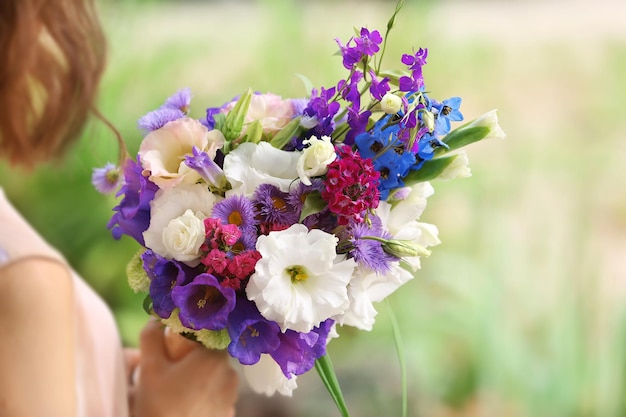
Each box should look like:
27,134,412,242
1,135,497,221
200,218,261,290
322,145,381,225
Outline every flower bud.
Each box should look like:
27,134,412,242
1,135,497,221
380,93,403,114
382,238,432,258
438,151,472,180
422,110,435,132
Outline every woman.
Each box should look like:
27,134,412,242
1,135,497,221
0,0,239,416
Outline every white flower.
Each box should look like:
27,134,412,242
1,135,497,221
139,117,224,189
242,354,297,397
161,209,206,262
462,109,506,140
143,183,220,264
223,142,300,196
438,151,472,180
380,93,402,114
338,262,414,331
246,224,356,333
296,135,336,185
377,184,441,272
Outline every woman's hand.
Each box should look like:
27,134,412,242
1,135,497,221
130,319,239,417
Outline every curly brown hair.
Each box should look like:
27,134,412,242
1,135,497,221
0,0,106,167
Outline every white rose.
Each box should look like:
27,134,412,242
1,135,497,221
143,183,221,264
223,142,300,196
296,135,336,186
161,209,206,262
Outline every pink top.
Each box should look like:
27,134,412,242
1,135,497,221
0,188,129,417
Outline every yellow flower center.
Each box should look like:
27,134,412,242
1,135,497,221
228,211,243,226
286,265,309,283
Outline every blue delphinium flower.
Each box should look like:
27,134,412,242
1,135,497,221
433,97,463,136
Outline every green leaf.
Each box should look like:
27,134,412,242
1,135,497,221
402,155,459,185
435,126,490,157
242,120,263,144
142,294,153,315
378,68,409,84
269,116,302,150
296,73,314,96
299,191,326,222
315,353,351,417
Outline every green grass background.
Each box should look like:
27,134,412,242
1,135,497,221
1,1,625,416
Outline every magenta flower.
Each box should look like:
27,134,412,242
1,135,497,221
321,146,381,225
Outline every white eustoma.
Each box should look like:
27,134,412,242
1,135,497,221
246,224,356,333
296,135,336,185
223,142,300,196
242,354,298,397
438,151,472,180
143,183,221,264
378,183,441,271
338,261,413,331
139,117,225,189
380,93,403,114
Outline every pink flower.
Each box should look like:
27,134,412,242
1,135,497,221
222,93,295,139
139,117,225,189
321,146,380,225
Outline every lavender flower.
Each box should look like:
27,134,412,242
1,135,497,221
91,162,121,194
253,184,299,227
163,87,192,114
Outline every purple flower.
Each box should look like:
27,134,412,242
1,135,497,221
184,146,226,188
368,70,390,101
227,298,281,365
171,273,236,331
270,319,334,378
163,88,192,114
347,218,396,274
91,162,121,194
345,108,371,146
253,184,299,226
142,250,194,319
399,48,428,93
107,157,158,245
335,28,383,70
137,107,185,133
211,194,258,233
302,87,340,138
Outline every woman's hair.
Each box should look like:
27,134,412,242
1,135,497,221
0,0,107,167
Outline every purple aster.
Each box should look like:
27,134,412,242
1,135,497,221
253,184,299,226
270,319,334,378
226,298,281,365
184,146,226,188
137,107,184,133
162,87,192,114
107,157,158,245
211,194,258,233
346,217,397,274
286,180,336,231
91,162,121,194
171,273,236,331
142,250,194,319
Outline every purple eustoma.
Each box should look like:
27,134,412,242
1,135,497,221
227,298,281,365
107,157,158,245
171,273,236,331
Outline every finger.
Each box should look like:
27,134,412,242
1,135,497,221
123,348,140,384
163,327,197,361
138,318,168,369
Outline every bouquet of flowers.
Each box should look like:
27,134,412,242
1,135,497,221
93,1,503,414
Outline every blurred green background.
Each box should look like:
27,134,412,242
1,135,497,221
2,0,625,416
